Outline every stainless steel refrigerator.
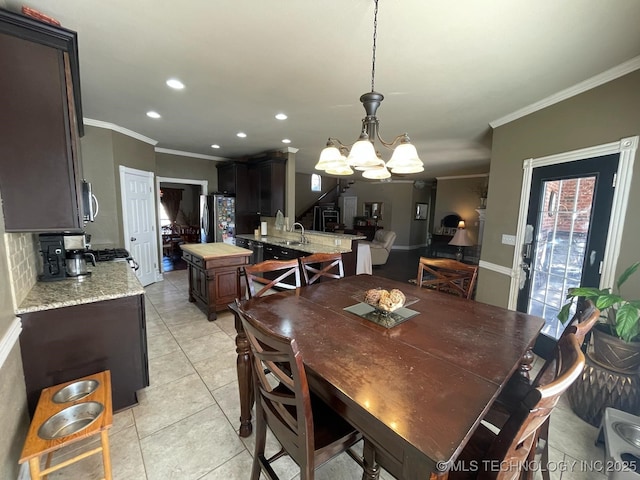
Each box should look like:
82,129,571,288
200,194,236,244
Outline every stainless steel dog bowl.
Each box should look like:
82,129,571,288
38,402,104,439
52,379,99,403
614,421,640,449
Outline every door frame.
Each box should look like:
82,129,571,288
508,136,638,309
119,166,161,283
155,176,208,274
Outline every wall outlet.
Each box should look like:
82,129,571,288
502,234,516,246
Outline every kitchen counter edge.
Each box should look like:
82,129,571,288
235,234,365,254
17,262,144,314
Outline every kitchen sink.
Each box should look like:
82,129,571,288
278,240,302,246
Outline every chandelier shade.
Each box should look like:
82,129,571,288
315,0,423,180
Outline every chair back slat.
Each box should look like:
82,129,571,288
483,334,585,480
244,259,302,298
416,257,479,299
299,253,345,285
230,300,314,461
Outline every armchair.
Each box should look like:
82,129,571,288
363,229,396,266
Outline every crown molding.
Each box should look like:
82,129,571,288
83,118,158,145
436,173,489,181
155,148,227,161
490,55,640,128
284,147,299,154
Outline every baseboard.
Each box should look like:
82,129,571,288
478,260,513,277
17,463,30,480
0,317,22,371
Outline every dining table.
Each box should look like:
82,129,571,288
232,274,545,479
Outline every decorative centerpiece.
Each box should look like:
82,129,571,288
364,288,406,313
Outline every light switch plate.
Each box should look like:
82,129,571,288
502,234,516,245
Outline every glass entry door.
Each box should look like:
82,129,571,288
517,154,618,358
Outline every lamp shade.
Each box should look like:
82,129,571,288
348,136,379,168
449,228,473,247
362,166,391,179
386,142,421,169
315,145,343,170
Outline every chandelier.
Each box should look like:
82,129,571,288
315,0,424,179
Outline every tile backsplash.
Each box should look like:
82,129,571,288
4,232,38,308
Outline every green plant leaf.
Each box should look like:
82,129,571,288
596,295,624,310
615,303,640,342
557,303,573,324
566,287,606,299
616,261,640,291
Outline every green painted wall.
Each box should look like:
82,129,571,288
478,70,640,307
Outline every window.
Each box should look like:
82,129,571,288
311,174,321,192
159,200,171,226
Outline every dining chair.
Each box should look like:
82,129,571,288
416,257,479,299
243,259,302,299
233,300,363,480
450,332,585,480
484,299,600,480
299,252,344,285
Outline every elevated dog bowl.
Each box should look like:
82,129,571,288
615,422,640,450
38,401,104,440
52,379,99,403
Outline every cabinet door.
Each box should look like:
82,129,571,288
257,159,286,216
0,12,84,232
19,295,147,416
216,163,236,194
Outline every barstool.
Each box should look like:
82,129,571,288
19,370,113,480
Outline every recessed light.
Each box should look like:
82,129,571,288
275,113,287,120
211,144,220,149
236,132,247,138
282,139,291,144
146,111,161,119
166,78,185,90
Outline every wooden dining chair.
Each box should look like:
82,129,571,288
416,257,479,299
450,333,585,480
299,252,344,286
243,259,302,299
484,299,599,480
233,300,363,480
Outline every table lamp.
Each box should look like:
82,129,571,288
449,221,473,261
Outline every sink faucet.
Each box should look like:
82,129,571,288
291,222,306,243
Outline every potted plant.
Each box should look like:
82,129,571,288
558,261,640,372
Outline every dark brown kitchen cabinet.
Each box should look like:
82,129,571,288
0,9,85,232
256,158,286,216
182,247,251,321
216,157,285,218
19,294,149,417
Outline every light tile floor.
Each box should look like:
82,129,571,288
39,269,606,480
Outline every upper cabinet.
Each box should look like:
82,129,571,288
0,9,85,232
216,156,286,217
256,158,285,217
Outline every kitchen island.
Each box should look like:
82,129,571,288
235,230,366,276
181,243,252,321
16,262,148,416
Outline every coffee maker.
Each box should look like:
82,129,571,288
38,234,66,282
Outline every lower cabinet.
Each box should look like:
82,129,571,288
183,251,250,321
19,294,149,417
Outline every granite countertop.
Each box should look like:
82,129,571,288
17,262,145,314
235,234,365,254
180,242,252,259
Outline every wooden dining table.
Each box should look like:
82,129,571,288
232,275,544,479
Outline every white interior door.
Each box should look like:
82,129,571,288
120,166,158,286
341,196,357,228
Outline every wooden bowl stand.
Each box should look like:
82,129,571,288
19,370,113,480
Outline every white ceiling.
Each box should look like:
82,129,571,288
6,0,640,180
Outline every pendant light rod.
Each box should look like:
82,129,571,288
371,0,378,92
315,0,424,177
